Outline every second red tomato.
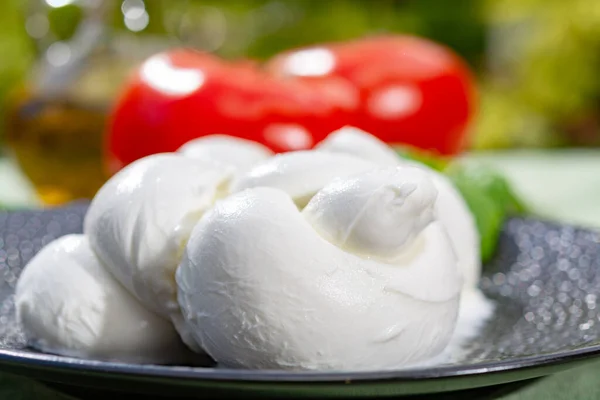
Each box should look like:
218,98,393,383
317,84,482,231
266,35,477,156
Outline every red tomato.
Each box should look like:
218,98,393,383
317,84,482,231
106,49,358,173
266,35,477,156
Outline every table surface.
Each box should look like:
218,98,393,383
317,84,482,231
0,149,599,399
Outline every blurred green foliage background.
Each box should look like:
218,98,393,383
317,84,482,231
2,0,600,150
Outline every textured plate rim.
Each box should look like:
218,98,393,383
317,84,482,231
0,344,599,384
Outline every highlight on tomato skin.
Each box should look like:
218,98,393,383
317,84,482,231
105,48,358,174
105,49,227,174
265,35,478,157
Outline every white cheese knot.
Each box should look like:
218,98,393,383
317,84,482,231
177,167,462,371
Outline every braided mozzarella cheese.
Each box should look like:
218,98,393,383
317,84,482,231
177,167,462,371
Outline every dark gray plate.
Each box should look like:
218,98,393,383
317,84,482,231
0,203,599,398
